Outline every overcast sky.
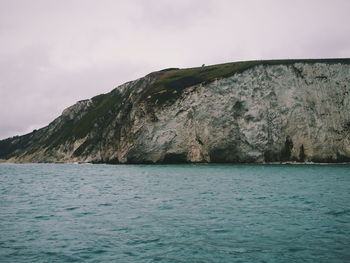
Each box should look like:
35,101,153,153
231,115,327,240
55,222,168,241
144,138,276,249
0,0,349,139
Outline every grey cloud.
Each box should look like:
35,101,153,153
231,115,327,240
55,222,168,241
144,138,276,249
0,44,153,139
133,0,215,30
0,0,349,139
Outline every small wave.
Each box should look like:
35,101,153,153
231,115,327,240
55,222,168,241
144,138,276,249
92,249,107,254
158,205,173,210
127,238,160,246
98,203,112,207
254,196,267,200
288,247,306,252
43,251,81,262
65,207,80,211
212,229,229,233
76,211,94,217
325,209,350,217
230,248,248,254
123,251,138,257
199,191,214,195
34,215,53,220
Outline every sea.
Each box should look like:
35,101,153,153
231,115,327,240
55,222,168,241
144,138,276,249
0,163,349,263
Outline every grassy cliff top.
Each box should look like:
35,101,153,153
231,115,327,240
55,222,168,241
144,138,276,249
33,58,350,141
144,58,350,105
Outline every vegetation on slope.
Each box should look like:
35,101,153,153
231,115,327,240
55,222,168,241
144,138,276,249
143,58,350,106
1,58,350,160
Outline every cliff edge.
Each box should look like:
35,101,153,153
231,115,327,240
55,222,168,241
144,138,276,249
1,59,350,163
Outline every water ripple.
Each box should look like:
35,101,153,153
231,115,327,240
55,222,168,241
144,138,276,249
0,163,349,262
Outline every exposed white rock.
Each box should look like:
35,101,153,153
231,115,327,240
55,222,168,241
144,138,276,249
121,63,350,163
1,62,349,163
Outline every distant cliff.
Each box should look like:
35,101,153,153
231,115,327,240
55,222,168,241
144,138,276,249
1,59,350,163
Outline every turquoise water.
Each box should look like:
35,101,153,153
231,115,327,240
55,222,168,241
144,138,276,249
0,164,349,262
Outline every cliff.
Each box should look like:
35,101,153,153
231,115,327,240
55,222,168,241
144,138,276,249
1,59,350,163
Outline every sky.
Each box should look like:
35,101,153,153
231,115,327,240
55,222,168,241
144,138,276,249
0,0,350,139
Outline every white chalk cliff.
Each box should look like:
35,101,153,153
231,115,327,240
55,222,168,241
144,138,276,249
1,59,349,163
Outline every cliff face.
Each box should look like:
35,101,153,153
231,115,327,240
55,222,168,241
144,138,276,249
1,59,350,163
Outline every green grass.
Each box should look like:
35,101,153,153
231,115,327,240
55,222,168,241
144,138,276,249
71,91,123,139
143,58,350,105
45,90,125,150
